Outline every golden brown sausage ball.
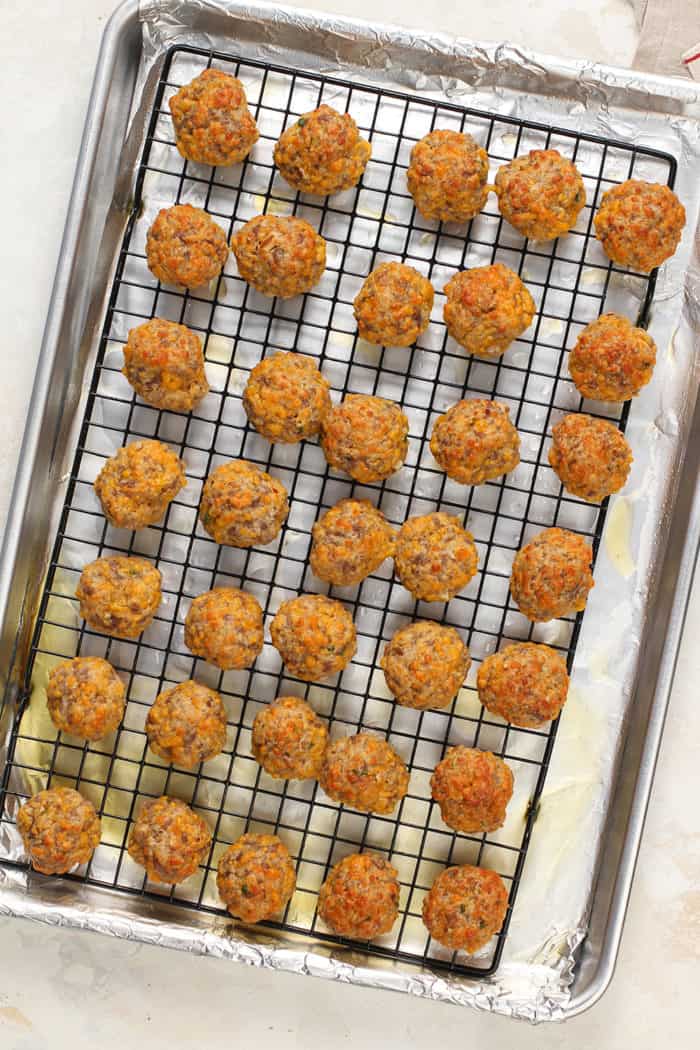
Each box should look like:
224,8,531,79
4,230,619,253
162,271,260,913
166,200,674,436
146,204,228,289
76,556,162,638
231,214,326,298
494,149,586,240
270,594,356,681
594,179,685,272
122,318,209,413
310,499,395,586
184,587,263,670
510,527,593,622
318,853,400,939
274,104,371,196
430,399,520,486
47,656,126,741
145,679,227,769
549,413,632,502
199,460,289,548
477,642,569,728
17,787,101,875
94,439,186,530
443,263,535,359
394,512,478,603
430,747,513,834
381,621,470,710
353,262,434,347
251,696,328,780
406,129,489,224
217,833,296,923
568,313,656,402
169,68,259,167
242,352,331,443
319,733,409,815
320,394,408,484
423,865,508,952
127,796,211,884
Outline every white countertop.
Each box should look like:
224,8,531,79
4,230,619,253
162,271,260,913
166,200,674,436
0,1,697,1046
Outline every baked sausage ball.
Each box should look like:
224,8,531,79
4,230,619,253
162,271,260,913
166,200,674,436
494,148,586,240
127,796,211,884
274,104,371,196
568,313,656,402
430,747,513,834
199,460,289,548
423,864,508,953
242,352,331,444
17,787,101,875
319,733,409,815
381,621,470,710
320,394,408,484
318,853,400,939
145,679,227,769
76,555,162,638
594,179,685,272
310,499,395,586
477,642,570,728
184,587,263,670
510,527,594,622
549,413,632,502
430,399,520,486
122,318,209,413
169,68,259,167
146,204,228,289
94,439,186,530
231,214,326,298
251,696,328,780
406,129,489,224
444,263,536,359
46,656,126,741
270,594,356,681
394,512,478,603
217,833,296,923
353,262,434,347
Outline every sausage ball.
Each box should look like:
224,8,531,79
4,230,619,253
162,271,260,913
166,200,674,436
146,204,228,289
430,747,513,834
127,796,211,884
594,179,685,272
184,587,263,670
251,696,328,780
231,214,325,298
217,833,296,923
145,679,227,769
394,512,478,603
430,399,520,486
46,656,126,741
423,865,508,953
199,460,289,548
242,352,331,443
270,594,356,681
510,527,594,622
17,787,101,875
76,555,162,638
381,620,470,710
353,262,434,347
274,104,371,196
320,394,408,483
319,733,409,815
477,642,569,728
549,413,632,503
94,439,186,530
568,313,656,402
318,853,400,939
443,263,535,359
494,148,586,240
122,318,209,413
406,129,489,224
169,68,259,167
310,499,396,586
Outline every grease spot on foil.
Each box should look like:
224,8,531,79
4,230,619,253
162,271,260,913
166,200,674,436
539,317,564,339
605,497,635,578
581,267,604,287
253,195,292,216
207,334,234,364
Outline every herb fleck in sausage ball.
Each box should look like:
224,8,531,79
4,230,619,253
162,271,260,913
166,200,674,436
495,149,586,240
430,747,513,834
127,796,211,884
510,527,593,622
252,696,328,780
320,394,408,484
407,129,489,224
568,314,656,402
310,499,395,586
549,413,632,503
243,352,331,443
217,833,296,923
381,621,470,710
430,399,520,486
146,204,228,289
169,68,259,167
594,179,685,272
270,594,356,681
47,656,126,741
231,214,326,298
353,262,434,347
319,733,409,815
17,787,101,875
477,642,569,728
122,318,209,413
274,104,371,196
444,263,535,359
76,556,162,638
423,865,508,953
184,587,263,670
199,460,289,548
394,512,478,603
318,853,400,939
94,439,186,530
145,679,227,769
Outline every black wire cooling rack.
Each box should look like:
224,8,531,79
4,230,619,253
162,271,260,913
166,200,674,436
0,44,676,979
